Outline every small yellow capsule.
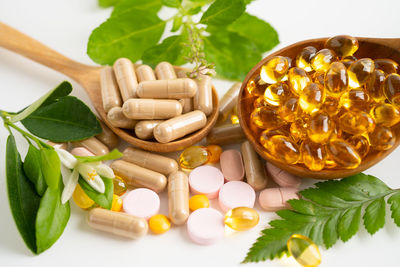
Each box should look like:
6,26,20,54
348,58,375,88
179,146,210,169
189,195,210,211
338,111,375,135
206,145,223,163
340,88,371,111
375,58,399,74
367,69,386,103
264,82,291,106
250,106,285,130
383,73,400,108
253,96,267,108
347,135,370,159
370,103,400,127
287,234,321,267
72,184,95,209
278,97,299,122
290,118,308,142
321,96,340,116
246,74,268,97
149,214,171,235
368,126,396,151
300,140,326,171
299,83,326,114
288,67,310,95
111,194,123,212
307,111,334,144
113,175,127,196
327,139,361,169
260,134,300,164
260,56,290,84
311,49,337,72
296,46,317,72
325,35,359,58
224,207,259,231
324,62,348,97
324,152,338,169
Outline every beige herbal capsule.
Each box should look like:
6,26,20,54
154,110,207,143
107,107,137,129
122,99,182,120
241,141,268,191
123,147,178,176
87,208,148,239
134,120,163,140
72,137,109,156
137,78,197,99
100,67,122,113
218,82,242,122
155,61,177,80
168,171,190,225
110,160,167,193
113,58,138,101
181,98,193,113
194,74,213,116
207,124,245,145
136,65,156,82
96,120,119,149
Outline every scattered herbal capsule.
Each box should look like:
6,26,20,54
307,111,334,144
290,118,308,142
189,195,210,211
224,207,260,231
246,74,268,96
370,103,400,127
299,83,326,113
324,62,348,97
278,97,299,122
368,126,396,151
347,135,370,159
311,49,337,72
179,146,210,169
149,214,171,234
375,58,399,74
383,73,400,107
321,96,340,116
300,140,327,171
367,69,386,103
264,82,291,106
340,88,371,111
327,139,361,169
113,175,127,196
348,58,375,88
338,111,375,135
250,106,284,130
260,56,290,84
296,46,317,72
325,35,359,58
288,67,310,95
287,234,321,267
260,135,300,164
73,184,95,209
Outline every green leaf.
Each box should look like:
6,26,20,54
21,96,102,142
79,176,113,209
35,183,70,254
87,9,166,65
162,0,181,8
228,13,279,52
171,16,183,32
23,144,47,196
186,6,202,15
74,149,123,163
111,0,162,17
363,198,386,234
11,81,72,123
388,192,400,226
99,0,120,7
337,206,361,242
323,212,340,248
200,0,245,26
142,35,186,67
6,134,41,254
40,148,61,190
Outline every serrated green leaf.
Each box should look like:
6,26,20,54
111,0,162,17
162,0,181,8
308,219,325,246
23,144,47,196
79,176,113,209
200,0,245,26
338,206,362,242
323,212,340,248
341,173,391,197
288,199,330,216
40,148,61,190
277,209,316,224
363,198,386,235
388,192,400,226
315,179,370,201
74,149,123,163
98,0,120,7
300,187,350,208
142,35,186,67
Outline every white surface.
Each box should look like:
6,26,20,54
1,0,400,266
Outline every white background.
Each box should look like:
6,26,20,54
1,0,400,266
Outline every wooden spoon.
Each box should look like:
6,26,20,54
238,37,400,179
0,22,219,152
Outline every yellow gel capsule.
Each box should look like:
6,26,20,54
338,111,375,135
111,194,123,212
250,106,284,130
383,73,400,107
348,58,375,88
189,195,210,211
312,71,325,85
367,69,386,103
290,118,308,142
260,135,300,164
264,82,291,106
288,67,310,95
299,83,326,114
324,62,348,97
287,234,321,267
340,88,371,111
370,103,400,127
347,135,370,159
368,126,396,151
260,56,290,84
113,175,127,196
307,111,334,144
253,96,267,108
311,49,337,72
206,145,223,163
324,152,338,169
179,146,210,169
300,140,326,171
246,74,268,97
325,35,359,58
224,207,259,231
329,125,343,140
278,97,299,122
327,139,361,169
72,184,95,209
149,214,171,234
321,96,340,116
375,58,399,74
296,46,317,72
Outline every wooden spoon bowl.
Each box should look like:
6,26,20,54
0,22,218,152
238,37,400,179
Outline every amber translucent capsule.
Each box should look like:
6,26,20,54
325,35,359,58
278,97,299,122
264,82,290,106
260,135,300,164
370,103,400,127
338,111,375,135
347,135,370,159
250,107,284,130
253,96,267,108
367,69,386,103
260,56,290,84
224,207,259,231
324,62,348,97
299,83,326,113
312,71,325,85
300,140,327,171
288,67,310,95
383,73,400,107
296,46,317,72
287,234,321,267
307,111,334,144
327,139,361,169
179,146,210,169
113,175,127,196
246,74,268,97
340,88,371,111
330,125,342,140
290,118,308,142
206,145,223,163
321,96,340,116
368,126,396,151
311,49,337,72
111,194,123,212
325,153,338,169
375,58,399,74
348,58,375,88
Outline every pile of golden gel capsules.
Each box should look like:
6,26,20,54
246,35,400,171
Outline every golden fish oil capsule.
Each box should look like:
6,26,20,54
299,83,326,113
113,175,127,196
311,49,336,72
348,58,375,88
338,111,375,135
168,171,190,225
288,67,310,95
149,214,171,234
179,146,210,169
368,126,396,150
370,103,400,127
307,111,334,144
327,139,361,169
296,46,317,72
136,65,156,82
312,71,325,85
137,78,197,99
347,135,370,159
218,82,241,122
246,75,268,97
189,195,210,211
375,58,399,74
321,96,340,116
111,194,123,212
250,106,284,130
73,184,94,209
367,69,386,103
324,62,348,97
113,58,138,101
194,74,213,116
287,234,321,267
260,135,300,164
260,56,290,84
325,35,359,58
107,107,137,129
207,145,223,163
300,140,326,171
224,207,259,231
340,88,371,111
155,61,177,80
290,118,308,142
122,99,182,120
278,97,299,122
330,125,342,140
134,120,163,140
264,82,290,106
100,67,122,113
383,73,400,107
254,96,267,108
207,124,245,145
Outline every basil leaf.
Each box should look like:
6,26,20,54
36,183,70,254
79,176,113,209
21,96,102,142
200,0,245,26
142,35,186,67
111,0,162,17
87,9,166,65
99,0,120,7
40,148,61,189
74,149,123,163
24,144,47,196
6,135,41,254
162,0,181,8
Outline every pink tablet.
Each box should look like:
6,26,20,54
266,162,301,188
220,149,244,181
123,188,160,219
218,181,256,213
187,208,225,245
189,166,225,199
70,147,95,157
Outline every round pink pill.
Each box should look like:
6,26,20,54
218,181,256,213
123,188,160,219
187,208,225,245
266,162,301,188
189,166,224,199
70,147,95,157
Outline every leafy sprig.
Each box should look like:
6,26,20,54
243,173,400,263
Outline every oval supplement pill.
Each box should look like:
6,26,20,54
136,65,156,82
100,67,122,113
122,99,182,120
113,58,138,101
241,141,268,191
87,208,148,239
137,78,197,99
266,162,301,188
96,120,119,149
123,188,160,219
168,171,190,225
259,187,299,211
194,74,213,116
134,120,163,140
155,61,177,80
187,208,225,245
72,137,109,156
218,181,256,213
189,166,224,199
107,107,137,129
220,149,245,182
154,110,207,143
